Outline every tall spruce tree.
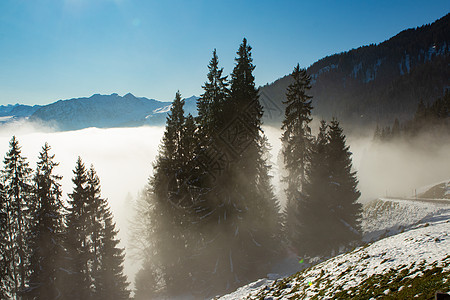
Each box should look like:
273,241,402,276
191,38,280,296
2,136,33,299
95,202,130,300
86,166,130,300
299,120,332,255
326,119,362,250
280,64,313,253
196,49,229,140
0,182,9,299
64,157,91,299
135,91,195,298
84,165,105,299
299,119,362,256
25,143,65,299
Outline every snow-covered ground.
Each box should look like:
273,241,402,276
219,194,450,299
362,197,450,242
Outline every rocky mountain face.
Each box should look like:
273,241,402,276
260,13,450,128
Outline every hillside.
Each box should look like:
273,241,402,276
260,13,450,128
221,220,449,299
219,186,450,299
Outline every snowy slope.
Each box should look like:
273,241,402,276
219,185,450,299
219,214,450,299
362,197,450,242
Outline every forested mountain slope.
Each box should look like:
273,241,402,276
260,13,450,127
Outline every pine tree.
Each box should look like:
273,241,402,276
280,64,313,253
0,182,9,299
191,38,280,296
326,119,362,250
164,91,185,164
196,49,229,141
299,120,332,255
299,119,361,256
254,135,282,260
25,143,65,299
135,91,194,298
86,167,130,300
2,136,33,298
95,203,130,300
85,165,103,298
182,114,197,162
63,157,91,299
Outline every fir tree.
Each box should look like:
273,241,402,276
25,143,65,299
85,165,103,298
0,182,9,299
2,136,33,298
135,92,194,298
182,114,197,163
197,49,229,140
326,119,362,250
280,64,313,253
299,120,332,255
63,157,91,299
86,167,130,300
299,119,361,256
191,38,280,296
95,203,130,300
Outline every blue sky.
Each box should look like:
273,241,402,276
0,0,448,105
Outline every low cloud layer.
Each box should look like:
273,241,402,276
0,123,448,288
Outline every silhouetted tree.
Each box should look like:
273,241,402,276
0,182,9,299
192,38,280,296
299,119,361,256
86,167,130,300
134,91,195,298
280,64,313,253
196,49,229,140
2,136,33,298
25,143,65,299
297,120,330,255
326,119,362,250
63,157,91,299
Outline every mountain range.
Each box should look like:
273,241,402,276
0,93,198,131
1,13,448,131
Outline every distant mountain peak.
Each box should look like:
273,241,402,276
124,92,135,98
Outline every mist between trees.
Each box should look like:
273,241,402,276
129,39,362,299
1,38,448,300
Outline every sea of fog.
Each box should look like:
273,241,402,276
0,123,448,288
